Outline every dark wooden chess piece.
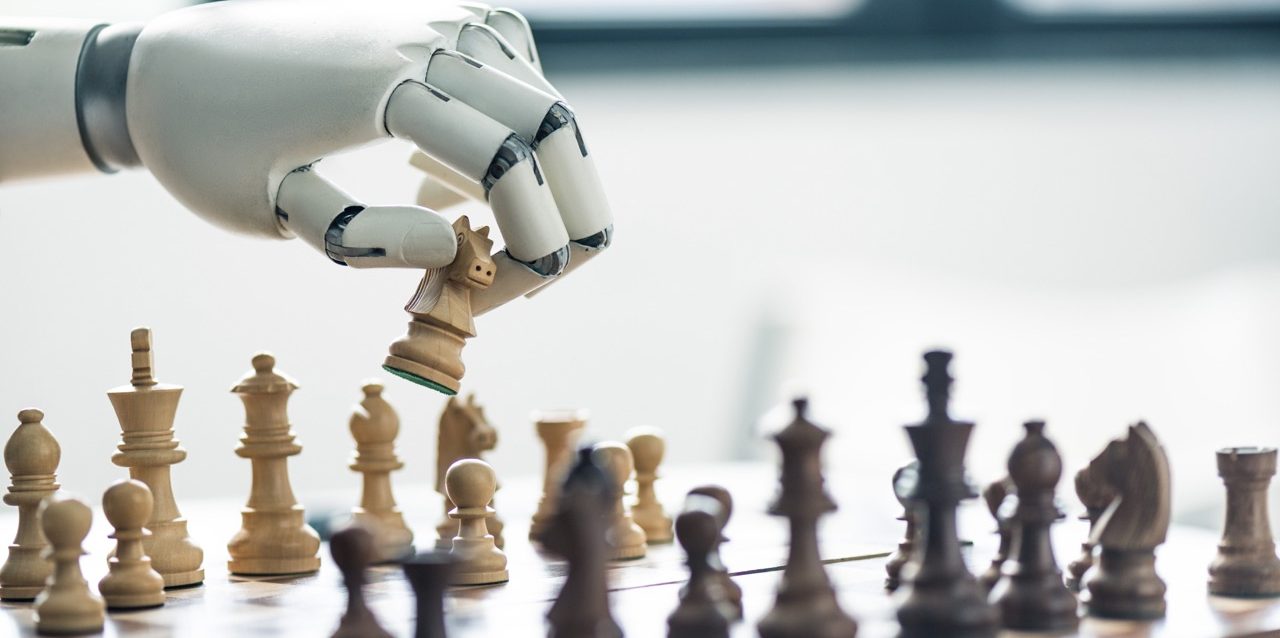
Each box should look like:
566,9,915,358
977,477,1014,594
403,552,455,638
330,526,392,638
667,494,733,638
1208,446,1280,597
1081,421,1170,620
1064,465,1115,592
990,421,1078,632
540,447,623,638
757,398,858,638
884,461,919,592
686,485,743,619
894,351,998,638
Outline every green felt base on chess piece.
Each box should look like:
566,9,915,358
382,365,457,396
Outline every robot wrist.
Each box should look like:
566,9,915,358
76,23,143,173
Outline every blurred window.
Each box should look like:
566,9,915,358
502,0,863,23
1008,0,1280,16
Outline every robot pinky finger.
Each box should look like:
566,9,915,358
484,8,543,73
456,23,559,98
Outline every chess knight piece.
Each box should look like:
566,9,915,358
884,461,919,593
1081,422,1171,620
687,485,743,619
435,394,503,550
894,351,998,638
107,327,205,588
1065,464,1116,592
348,381,414,562
990,421,1078,632
1208,447,1280,597
384,216,496,396
226,353,322,575
757,398,859,638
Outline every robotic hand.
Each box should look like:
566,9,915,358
0,0,612,313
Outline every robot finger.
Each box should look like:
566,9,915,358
483,7,543,74
385,80,569,311
275,167,457,269
425,50,613,273
456,22,560,98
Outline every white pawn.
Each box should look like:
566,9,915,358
592,442,648,560
34,495,105,635
444,459,508,585
626,427,674,544
99,480,166,609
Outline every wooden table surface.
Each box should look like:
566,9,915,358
0,461,1276,637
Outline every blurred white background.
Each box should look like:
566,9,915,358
2,2,1279,533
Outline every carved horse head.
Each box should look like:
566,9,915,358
1084,422,1171,551
435,393,497,492
448,216,495,289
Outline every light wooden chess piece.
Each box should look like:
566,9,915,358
529,409,587,541
591,442,647,560
0,408,61,601
227,352,321,575
443,459,508,585
107,327,205,588
626,426,674,544
34,495,105,635
98,479,166,609
384,216,496,395
348,381,414,563
434,394,503,550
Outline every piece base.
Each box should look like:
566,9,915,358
161,569,204,589
610,545,647,560
227,557,321,576
0,585,43,601
34,615,105,636
382,362,457,396
450,569,509,586
104,593,166,610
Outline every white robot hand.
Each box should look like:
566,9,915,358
0,1,611,312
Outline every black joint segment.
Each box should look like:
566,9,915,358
481,134,539,193
323,205,388,265
534,102,589,157
572,225,613,250
75,23,143,174
0,29,35,46
512,245,569,278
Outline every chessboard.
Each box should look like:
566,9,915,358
1,461,1277,637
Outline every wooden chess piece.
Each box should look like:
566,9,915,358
107,327,205,588
1081,421,1171,620
884,461,918,593
540,447,623,638
34,495,105,635
435,394,503,550
687,485,742,620
443,459,508,585
98,479,166,609
530,409,587,541
626,426,674,544
384,216,496,395
226,353,321,575
1065,461,1115,592
667,494,733,638
0,408,60,601
977,477,1014,593
330,526,392,638
990,421,1078,632
591,442,648,560
895,351,998,638
403,552,455,638
1208,446,1280,597
348,380,414,562
757,398,858,638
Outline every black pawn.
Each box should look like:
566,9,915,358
885,461,919,592
895,351,998,638
331,526,392,638
403,552,455,638
977,477,1015,593
686,485,743,619
757,398,858,638
667,494,733,638
990,421,1078,632
542,447,623,638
